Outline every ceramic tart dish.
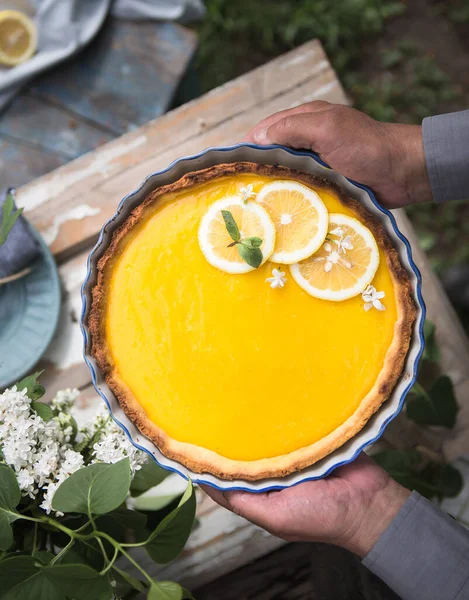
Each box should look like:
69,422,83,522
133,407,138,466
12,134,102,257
81,144,425,492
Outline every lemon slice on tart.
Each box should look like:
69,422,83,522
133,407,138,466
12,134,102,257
198,196,275,273
255,180,328,264
290,213,380,301
0,10,36,67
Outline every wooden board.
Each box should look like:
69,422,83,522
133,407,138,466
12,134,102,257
0,95,113,160
26,39,469,461
15,39,469,589
0,18,197,190
31,19,198,135
194,542,400,599
17,40,346,260
0,136,65,189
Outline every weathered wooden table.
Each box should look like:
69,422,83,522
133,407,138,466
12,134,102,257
0,17,197,188
16,39,469,593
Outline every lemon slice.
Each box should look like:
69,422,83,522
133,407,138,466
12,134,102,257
198,196,276,273
0,10,36,67
255,180,328,264
290,213,380,301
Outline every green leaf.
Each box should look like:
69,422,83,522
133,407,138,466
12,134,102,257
419,463,463,501
145,482,196,564
237,243,263,268
107,506,147,530
46,564,111,600
14,371,45,401
113,566,147,593
373,450,421,489
373,450,463,500
31,401,53,422
380,47,404,69
0,557,111,600
135,491,180,512
60,542,103,572
149,581,183,600
0,465,21,551
221,210,240,242
52,459,131,516
130,460,169,497
242,236,263,248
422,320,440,362
406,375,459,428
33,551,55,565
0,191,23,247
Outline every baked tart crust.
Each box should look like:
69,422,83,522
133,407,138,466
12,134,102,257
88,162,416,480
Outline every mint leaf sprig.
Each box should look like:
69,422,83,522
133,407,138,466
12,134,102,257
221,210,263,268
0,190,23,247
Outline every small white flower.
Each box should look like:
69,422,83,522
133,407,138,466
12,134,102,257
314,234,353,273
239,184,256,203
16,468,35,496
336,235,353,253
362,285,386,312
52,388,79,413
88,407,147,476
328,226,354,254
266,268,287,289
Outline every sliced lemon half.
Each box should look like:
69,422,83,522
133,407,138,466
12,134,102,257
0,10,37,67
290,213,380,301
198,196,276,273
255,180,328,264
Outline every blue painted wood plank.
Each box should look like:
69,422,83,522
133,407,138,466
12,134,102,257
31,19,197,134
0,137,65,188
0,95,113,159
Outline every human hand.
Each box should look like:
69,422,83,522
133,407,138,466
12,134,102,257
202,453,410,558
245,101,433,208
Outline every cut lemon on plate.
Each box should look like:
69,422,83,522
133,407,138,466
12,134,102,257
199,196,276,273
0,10,37,67
290,213,380,301
255,180,328,264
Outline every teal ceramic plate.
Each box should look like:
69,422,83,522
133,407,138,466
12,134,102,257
0,224,61,389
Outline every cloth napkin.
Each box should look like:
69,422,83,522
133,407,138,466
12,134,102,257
0,0,205,110
0,189,40,279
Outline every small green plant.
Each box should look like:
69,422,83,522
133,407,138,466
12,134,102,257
433,0,469,24
347,47,462,124
0,374,196,599
374,320,463,503
0,190,23,246
222,209,264,268
195,0,406,92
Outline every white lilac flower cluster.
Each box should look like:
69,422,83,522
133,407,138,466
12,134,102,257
0,386,147,515
0,386,84,514
82,405,147,476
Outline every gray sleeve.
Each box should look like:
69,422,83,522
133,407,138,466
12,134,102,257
422,110,469,203
362,491,469,600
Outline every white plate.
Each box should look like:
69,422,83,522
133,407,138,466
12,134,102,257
81,144,426,493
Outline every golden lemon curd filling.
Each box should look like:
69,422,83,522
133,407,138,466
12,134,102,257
105,175,397,461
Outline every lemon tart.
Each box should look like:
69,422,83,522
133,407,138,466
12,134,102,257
89,162,416,480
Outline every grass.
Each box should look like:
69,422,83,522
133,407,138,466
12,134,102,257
195,0,406,92
433,0,469,24
347,42,462,124
193,0,469,283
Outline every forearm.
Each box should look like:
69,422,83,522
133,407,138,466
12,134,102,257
423,110,469,203
363,491,469,600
